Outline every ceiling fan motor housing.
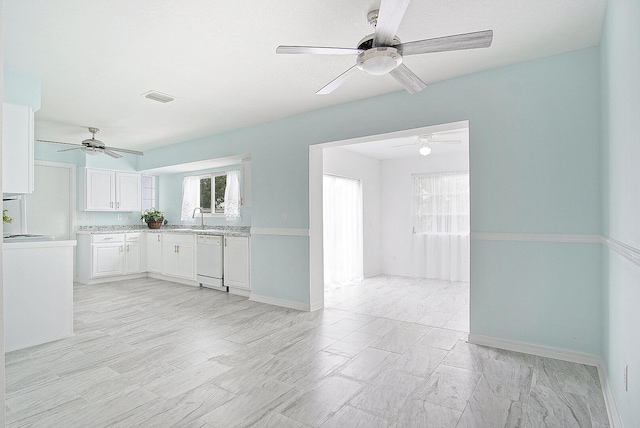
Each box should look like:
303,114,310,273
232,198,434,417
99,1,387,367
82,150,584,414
357,46,403,75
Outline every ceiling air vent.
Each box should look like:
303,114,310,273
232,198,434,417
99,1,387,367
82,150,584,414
142,90,175,103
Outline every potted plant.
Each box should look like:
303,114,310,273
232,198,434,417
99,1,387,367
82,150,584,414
141,208,167,229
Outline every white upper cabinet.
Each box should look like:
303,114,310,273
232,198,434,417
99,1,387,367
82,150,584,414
2,103,35,194
84,168,141,211
115,172,141,211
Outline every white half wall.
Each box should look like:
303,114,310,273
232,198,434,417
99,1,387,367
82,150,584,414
323,147,381,278
380,151,468,277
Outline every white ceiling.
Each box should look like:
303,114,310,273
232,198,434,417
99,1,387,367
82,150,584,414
3,0,606,152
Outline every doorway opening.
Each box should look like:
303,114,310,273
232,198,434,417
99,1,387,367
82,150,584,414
310,121,470,333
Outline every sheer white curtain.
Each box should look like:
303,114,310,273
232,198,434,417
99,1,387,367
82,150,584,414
181,176,200,221
224,170,241,219
413,172,470,281
323,174,363,287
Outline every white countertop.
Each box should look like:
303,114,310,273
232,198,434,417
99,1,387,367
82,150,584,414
75,226,250,237
3,239,77,249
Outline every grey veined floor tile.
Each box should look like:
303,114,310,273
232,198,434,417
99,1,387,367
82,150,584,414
4,276,610,428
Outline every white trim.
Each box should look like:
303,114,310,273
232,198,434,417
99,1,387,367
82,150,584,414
147,272,199,287
310,300,324,312
604,235,640,268
250,293,310,311
471,232,602,244
597,360,624,428
467,333,601,366
75,272,147,285
250,227,309,237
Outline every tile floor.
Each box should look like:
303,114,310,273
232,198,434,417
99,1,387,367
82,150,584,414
5,276,609,427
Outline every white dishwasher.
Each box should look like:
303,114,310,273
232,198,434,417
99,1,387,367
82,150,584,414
197,235,225,291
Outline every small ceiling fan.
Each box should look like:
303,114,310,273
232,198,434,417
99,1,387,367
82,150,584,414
394,133,462,156
37,127,143,158
276,0,493,95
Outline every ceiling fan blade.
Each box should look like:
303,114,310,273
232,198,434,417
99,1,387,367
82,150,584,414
389,64,427,94
430,139,462,144
395,30,494,55
103,149,123,159
373,0,411,47
37,139,81,147
56,147,82,153
104,146,144,156
316,66,360,95
391,142,418,147
276,46,363,55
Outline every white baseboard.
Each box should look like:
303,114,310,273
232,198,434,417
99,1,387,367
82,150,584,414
468,334,623,427
250,294,310,311
596,358,624,428
147,272,199,287
468,334,601,366
75,273,146,285
310,300,324,312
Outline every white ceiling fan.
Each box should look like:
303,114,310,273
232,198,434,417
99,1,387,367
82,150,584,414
37,127,143,158
394,133,462,156
276,0,493,95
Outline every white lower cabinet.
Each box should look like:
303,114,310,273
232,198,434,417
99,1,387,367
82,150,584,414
124,233,143,274
162,233,196,281
78,231,248,290
78,233,144,282
146,232,163,273
223,236,250,290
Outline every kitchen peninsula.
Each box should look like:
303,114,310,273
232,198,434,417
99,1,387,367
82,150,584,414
3,238,77,352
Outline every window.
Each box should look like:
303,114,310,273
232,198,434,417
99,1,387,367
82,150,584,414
412,171,470,235
141,175,156,211
198,174,226,214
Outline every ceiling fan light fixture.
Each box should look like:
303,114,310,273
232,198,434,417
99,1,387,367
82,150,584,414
356,47,402,75
419,145,432,156
81,146,101,156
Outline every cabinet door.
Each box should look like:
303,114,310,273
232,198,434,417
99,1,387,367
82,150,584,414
162,241,180,278
86,169,115,210
116,172,141,211
224,236,250,289
176,242,195,280
2,103,34,194
146,233,163,273
92,244,123,277
124,241,142,274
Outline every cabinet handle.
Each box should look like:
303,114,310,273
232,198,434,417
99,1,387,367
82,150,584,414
120,245,123,253
117,202,120,209
103,237,113,240
174,245,177,253
177,245,180,253
126,244,130,252
225,238,227,247
157,235,161,242
110,201,114,208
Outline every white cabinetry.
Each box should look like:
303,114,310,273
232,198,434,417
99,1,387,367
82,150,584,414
146,232,163,273
85,168,141,211
162,233,196,280
224,236,250,291
124,233,143,274
77,232,145,283
2,103,34,194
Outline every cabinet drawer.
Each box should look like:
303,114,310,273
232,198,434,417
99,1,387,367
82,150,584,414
91,233,124,243
125,233,142,242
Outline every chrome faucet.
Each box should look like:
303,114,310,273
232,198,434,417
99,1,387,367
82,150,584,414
192,207,205,228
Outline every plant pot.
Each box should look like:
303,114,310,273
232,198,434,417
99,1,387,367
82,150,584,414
147,219,163,229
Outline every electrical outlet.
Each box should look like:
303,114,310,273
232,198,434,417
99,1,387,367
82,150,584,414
87,214,91,220
77,213,83,220
117,214,122,220
624,362,629,391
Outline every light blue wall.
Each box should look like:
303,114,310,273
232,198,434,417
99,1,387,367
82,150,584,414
600,0,640,425
3,67,41,109
139,47,603,352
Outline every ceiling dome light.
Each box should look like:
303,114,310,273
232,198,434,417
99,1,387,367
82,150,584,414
419,145,432,156
356,47,403,75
